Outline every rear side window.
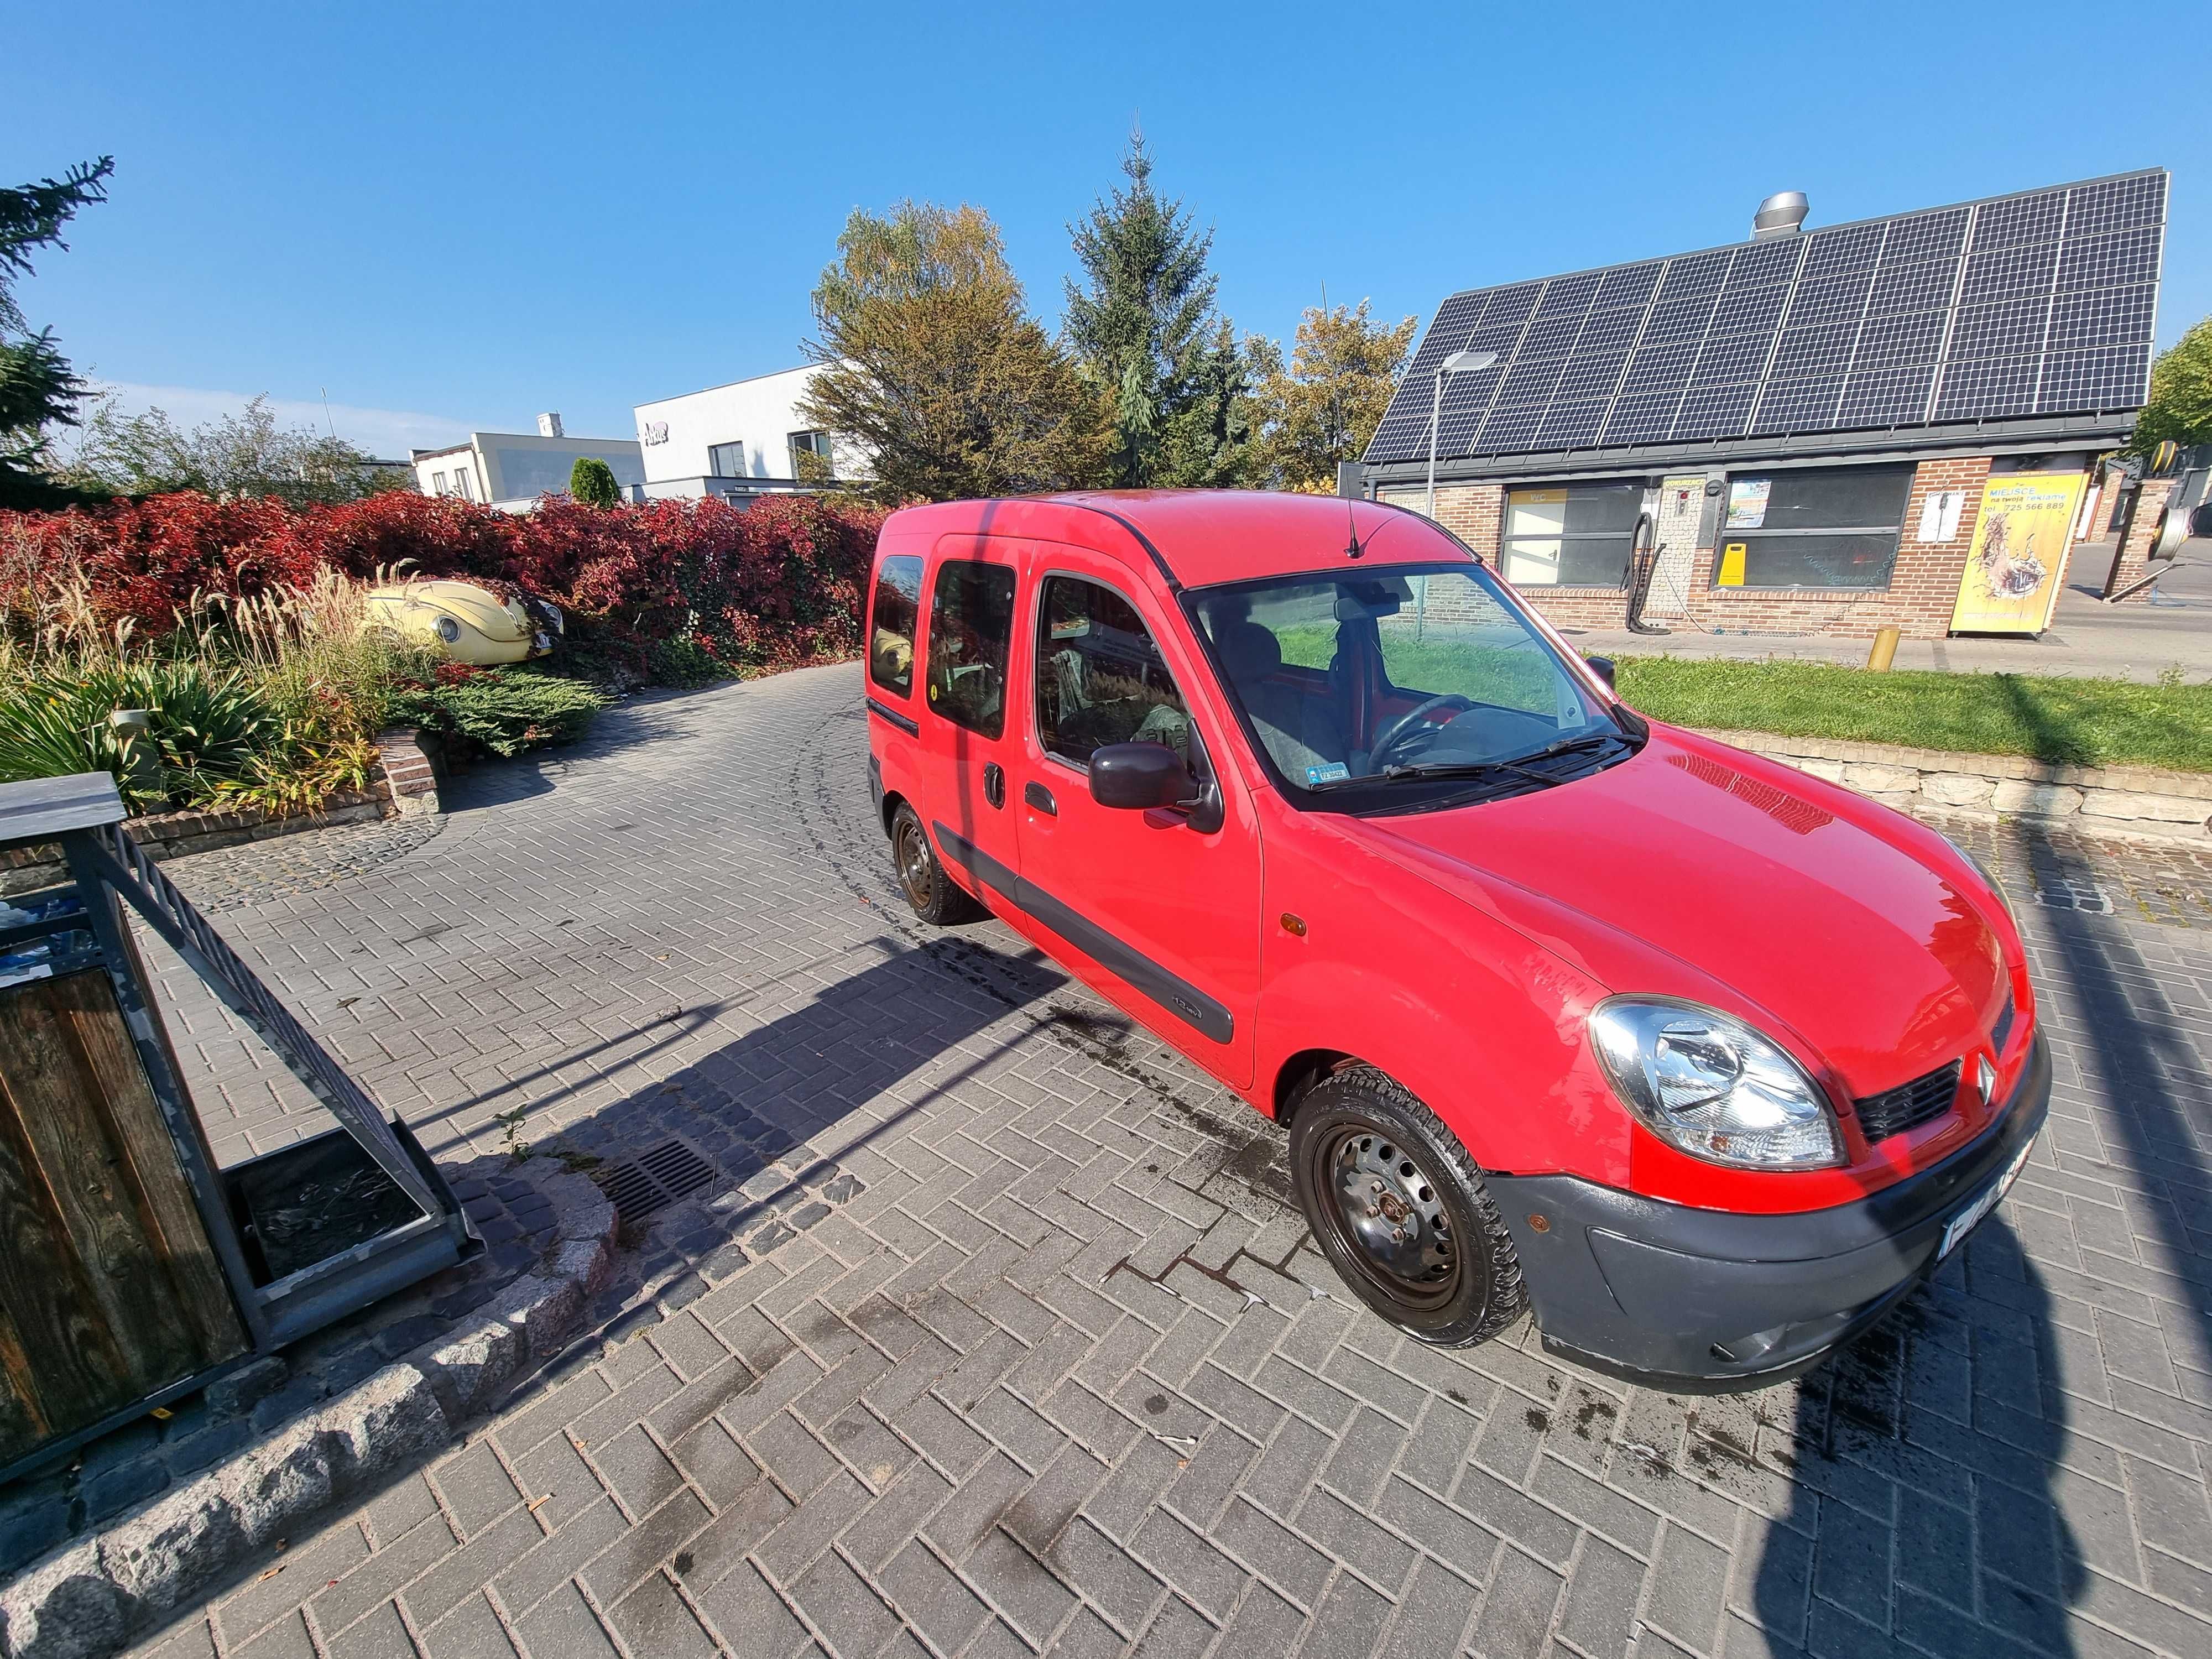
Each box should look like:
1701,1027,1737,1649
1035,576,1191,768
869,555,923,696
926,560,1016,738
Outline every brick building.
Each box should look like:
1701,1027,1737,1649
1357,171,2169,639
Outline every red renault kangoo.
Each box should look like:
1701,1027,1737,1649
862,491,2044,1391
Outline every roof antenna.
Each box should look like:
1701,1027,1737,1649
1344,495,1364,560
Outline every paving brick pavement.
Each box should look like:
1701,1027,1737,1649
87,665,2211,1659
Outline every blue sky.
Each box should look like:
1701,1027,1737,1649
8,1,2205,456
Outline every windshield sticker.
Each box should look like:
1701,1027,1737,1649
1305,762,1351,786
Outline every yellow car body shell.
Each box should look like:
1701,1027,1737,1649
364,580,557,665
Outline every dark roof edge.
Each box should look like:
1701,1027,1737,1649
1363,412,2136,485
1421,167,2168,307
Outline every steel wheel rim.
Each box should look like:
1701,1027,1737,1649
1313,1125,1460,1312
895,820,933,905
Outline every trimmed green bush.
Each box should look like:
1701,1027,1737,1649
568,457,621,508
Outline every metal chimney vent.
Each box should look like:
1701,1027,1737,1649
1751,191,1809,241
536,412,564,438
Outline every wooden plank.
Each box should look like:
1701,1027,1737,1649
0,971,240,1454
0,990,137,1447
0,1292,50,1465
56,967,247,1366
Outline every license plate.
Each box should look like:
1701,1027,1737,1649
1939,1137,2036,1260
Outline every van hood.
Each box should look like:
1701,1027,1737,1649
1345,730,2010,1096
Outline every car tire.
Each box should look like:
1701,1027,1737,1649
1289,1065,1528,1347
889,802,984,925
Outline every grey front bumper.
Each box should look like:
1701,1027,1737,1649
1488,1030,2051,1392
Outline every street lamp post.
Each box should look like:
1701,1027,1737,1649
1427,348,1499,520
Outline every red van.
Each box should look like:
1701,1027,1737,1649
863,491,2045,1391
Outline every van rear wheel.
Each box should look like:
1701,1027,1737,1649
1290,1066,1527,1347
890,803,983,925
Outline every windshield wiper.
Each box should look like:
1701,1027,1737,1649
1366,732,1631,789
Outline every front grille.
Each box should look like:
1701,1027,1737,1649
1855,1060,1961,1144
1991,985,2016,1056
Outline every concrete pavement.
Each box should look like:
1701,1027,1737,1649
99,665,2212,1659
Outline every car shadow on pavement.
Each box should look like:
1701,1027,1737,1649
1751,1220,2083,1655
536,930,1070,1255
1754,811,2212,1656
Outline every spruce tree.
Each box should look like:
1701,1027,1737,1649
0,157,114,508
1065,132,1233,488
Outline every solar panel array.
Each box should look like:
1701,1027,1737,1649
1365,170,2166,466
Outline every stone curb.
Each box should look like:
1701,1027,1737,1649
1696,727,2212,844
0,1173,616,1659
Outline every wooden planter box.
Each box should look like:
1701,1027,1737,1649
0,774,477,1483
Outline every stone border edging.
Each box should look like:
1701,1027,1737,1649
0,1172,617,1659
1698,727,2212,843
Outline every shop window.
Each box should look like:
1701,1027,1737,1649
1713,465,1913,591
925,560,1016,738
869,555,923,697
1034,577,1191,768
1501,483,1641,587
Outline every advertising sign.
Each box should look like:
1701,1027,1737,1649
1725,480,1771,529
1948,472,2088,634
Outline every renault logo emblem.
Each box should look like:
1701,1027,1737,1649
1975,1055,1999,1107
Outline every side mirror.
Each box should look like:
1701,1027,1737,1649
1584,655,1617,690
1089,743,1191,811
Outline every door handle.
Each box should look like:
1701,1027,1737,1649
1023,781,1057,816
983,763,1005,809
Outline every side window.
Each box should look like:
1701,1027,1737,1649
925,560,1016,738
869,555,922,697
1035,576,1191,768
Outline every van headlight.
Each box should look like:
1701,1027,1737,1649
1589,999,1843,1169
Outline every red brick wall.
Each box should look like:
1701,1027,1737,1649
1413,458,1993,640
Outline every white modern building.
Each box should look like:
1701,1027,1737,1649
410,414,645,512
632,366,860,502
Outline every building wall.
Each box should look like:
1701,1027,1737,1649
475,434,644,504
1397,455,1998,639
411,446,482,502
413,435,643,505
633,367,859,486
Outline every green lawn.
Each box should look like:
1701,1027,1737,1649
1614,656,2212,774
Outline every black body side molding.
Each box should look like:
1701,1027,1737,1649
931,820,1233,1044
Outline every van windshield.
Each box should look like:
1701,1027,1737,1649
1190,564,1628,801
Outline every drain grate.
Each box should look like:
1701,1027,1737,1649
592,1136,718,1224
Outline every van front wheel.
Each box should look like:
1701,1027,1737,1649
1290,1066,1527,1347
890,804,984,925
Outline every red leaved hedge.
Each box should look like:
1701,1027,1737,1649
0,490,886,674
